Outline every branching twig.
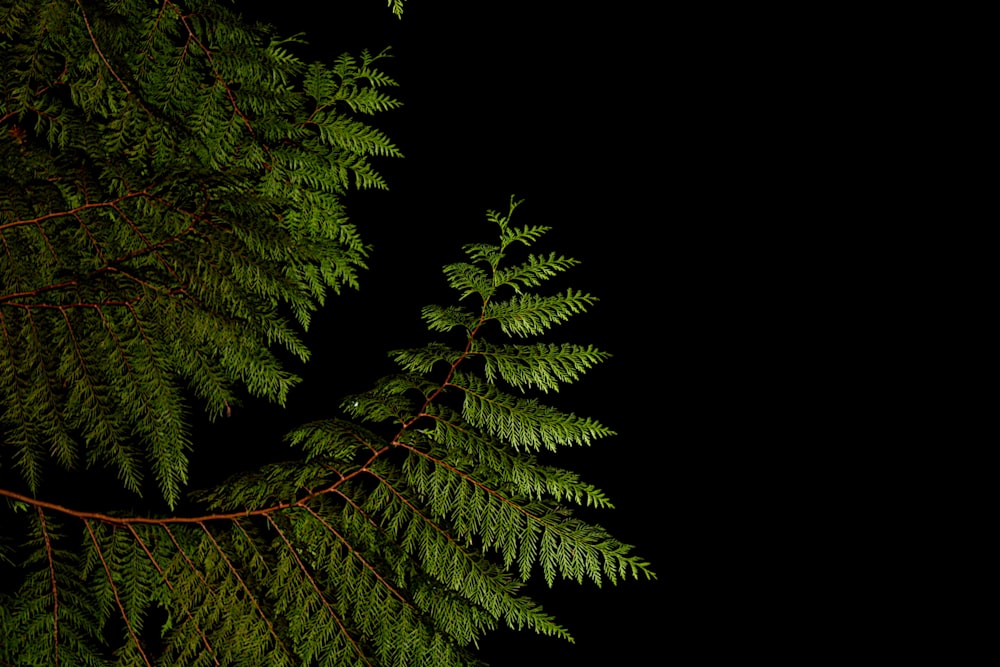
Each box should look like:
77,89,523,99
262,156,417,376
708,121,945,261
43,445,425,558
300,503,410,606
84,520,153,667
125,524,220,665
73,0,132,96
37,509,61,667
0,191,150,233
198,520,293,658
265,514,372,666
165,1,253,133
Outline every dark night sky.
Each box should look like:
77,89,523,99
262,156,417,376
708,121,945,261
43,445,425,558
216,1,675,662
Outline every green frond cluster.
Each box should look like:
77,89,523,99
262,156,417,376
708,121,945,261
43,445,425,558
485,289,600,337
386,0,407,18
0,0,401,507
0,199,653,665
3,514,107,666
472,341,610,392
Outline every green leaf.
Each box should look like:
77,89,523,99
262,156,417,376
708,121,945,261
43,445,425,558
0,1,654,662
453,373,615,451
485,289,599,337
472,341,610,392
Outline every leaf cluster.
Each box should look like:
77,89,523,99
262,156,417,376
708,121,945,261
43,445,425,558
0,0,401,507
0,199,654,665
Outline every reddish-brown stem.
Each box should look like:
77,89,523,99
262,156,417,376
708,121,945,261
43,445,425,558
74,0,131,95
197,520,291,657
165,1,253,134
0,280,79,304
84,520,153,667
160,524,211,589
124,524,219,663
112,202,184,286
403,443,527,514
72,212,108,264
364,469,459,549
36,508,61,667
265,514,372,666
300,503,410,606
0,460,366,525
0,191,150,232
3,300,141,311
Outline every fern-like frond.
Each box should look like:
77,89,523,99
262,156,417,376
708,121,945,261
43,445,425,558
442,262,493,300
421,304,480,334
1,186,654,664
390,342,459,374
451,373,614,451
1,512,108,666
471,340,610,393
493,252,581,293
0,0,401,506
484,289,599,337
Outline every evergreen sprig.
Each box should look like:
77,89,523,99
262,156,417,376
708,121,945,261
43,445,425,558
0,198,653,665
1,1,652,663
0,0,401,508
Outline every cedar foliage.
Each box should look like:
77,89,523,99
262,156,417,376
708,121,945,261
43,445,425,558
0,0,402,508
0,1,653,664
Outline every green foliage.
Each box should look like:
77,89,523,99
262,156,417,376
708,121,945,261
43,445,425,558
1,2,652,664
0,0,401,507
0,196,653,665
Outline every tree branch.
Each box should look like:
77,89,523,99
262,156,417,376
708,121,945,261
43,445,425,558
36,508,61,667
124,523,221,665
265,514,372,666
84,520,153,667
73,0,132,96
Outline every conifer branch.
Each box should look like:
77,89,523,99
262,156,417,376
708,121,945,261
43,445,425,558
0,191,151,233
265,513,373,666
84,519,154,667
166,0,254,134
197,520,293,659
401,443,527,517
124,523,221,663
111,202,184,286
160,523,211,592
300,503,411,606
365,469,463,554
36,508,61,667
74,0,132,96
228,519,297,658
0,2,652,659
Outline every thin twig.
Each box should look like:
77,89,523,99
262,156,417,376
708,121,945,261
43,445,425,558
265,514,372,666
125,524,220,664
74,0,131,95
36,508,61,667
84,520,153,667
